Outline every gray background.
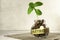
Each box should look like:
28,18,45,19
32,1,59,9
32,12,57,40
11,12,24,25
0,0,60,33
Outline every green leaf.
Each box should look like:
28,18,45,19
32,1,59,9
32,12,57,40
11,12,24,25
29,2,34,8
34,2,43,7
35,9,42,16
28,7,33,14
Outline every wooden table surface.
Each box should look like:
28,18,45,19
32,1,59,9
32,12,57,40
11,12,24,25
5,33,60,40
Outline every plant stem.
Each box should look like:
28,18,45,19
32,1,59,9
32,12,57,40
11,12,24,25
34,8,39,20
36,15,39,20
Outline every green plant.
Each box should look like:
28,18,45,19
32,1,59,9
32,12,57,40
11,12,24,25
27,1,43,16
